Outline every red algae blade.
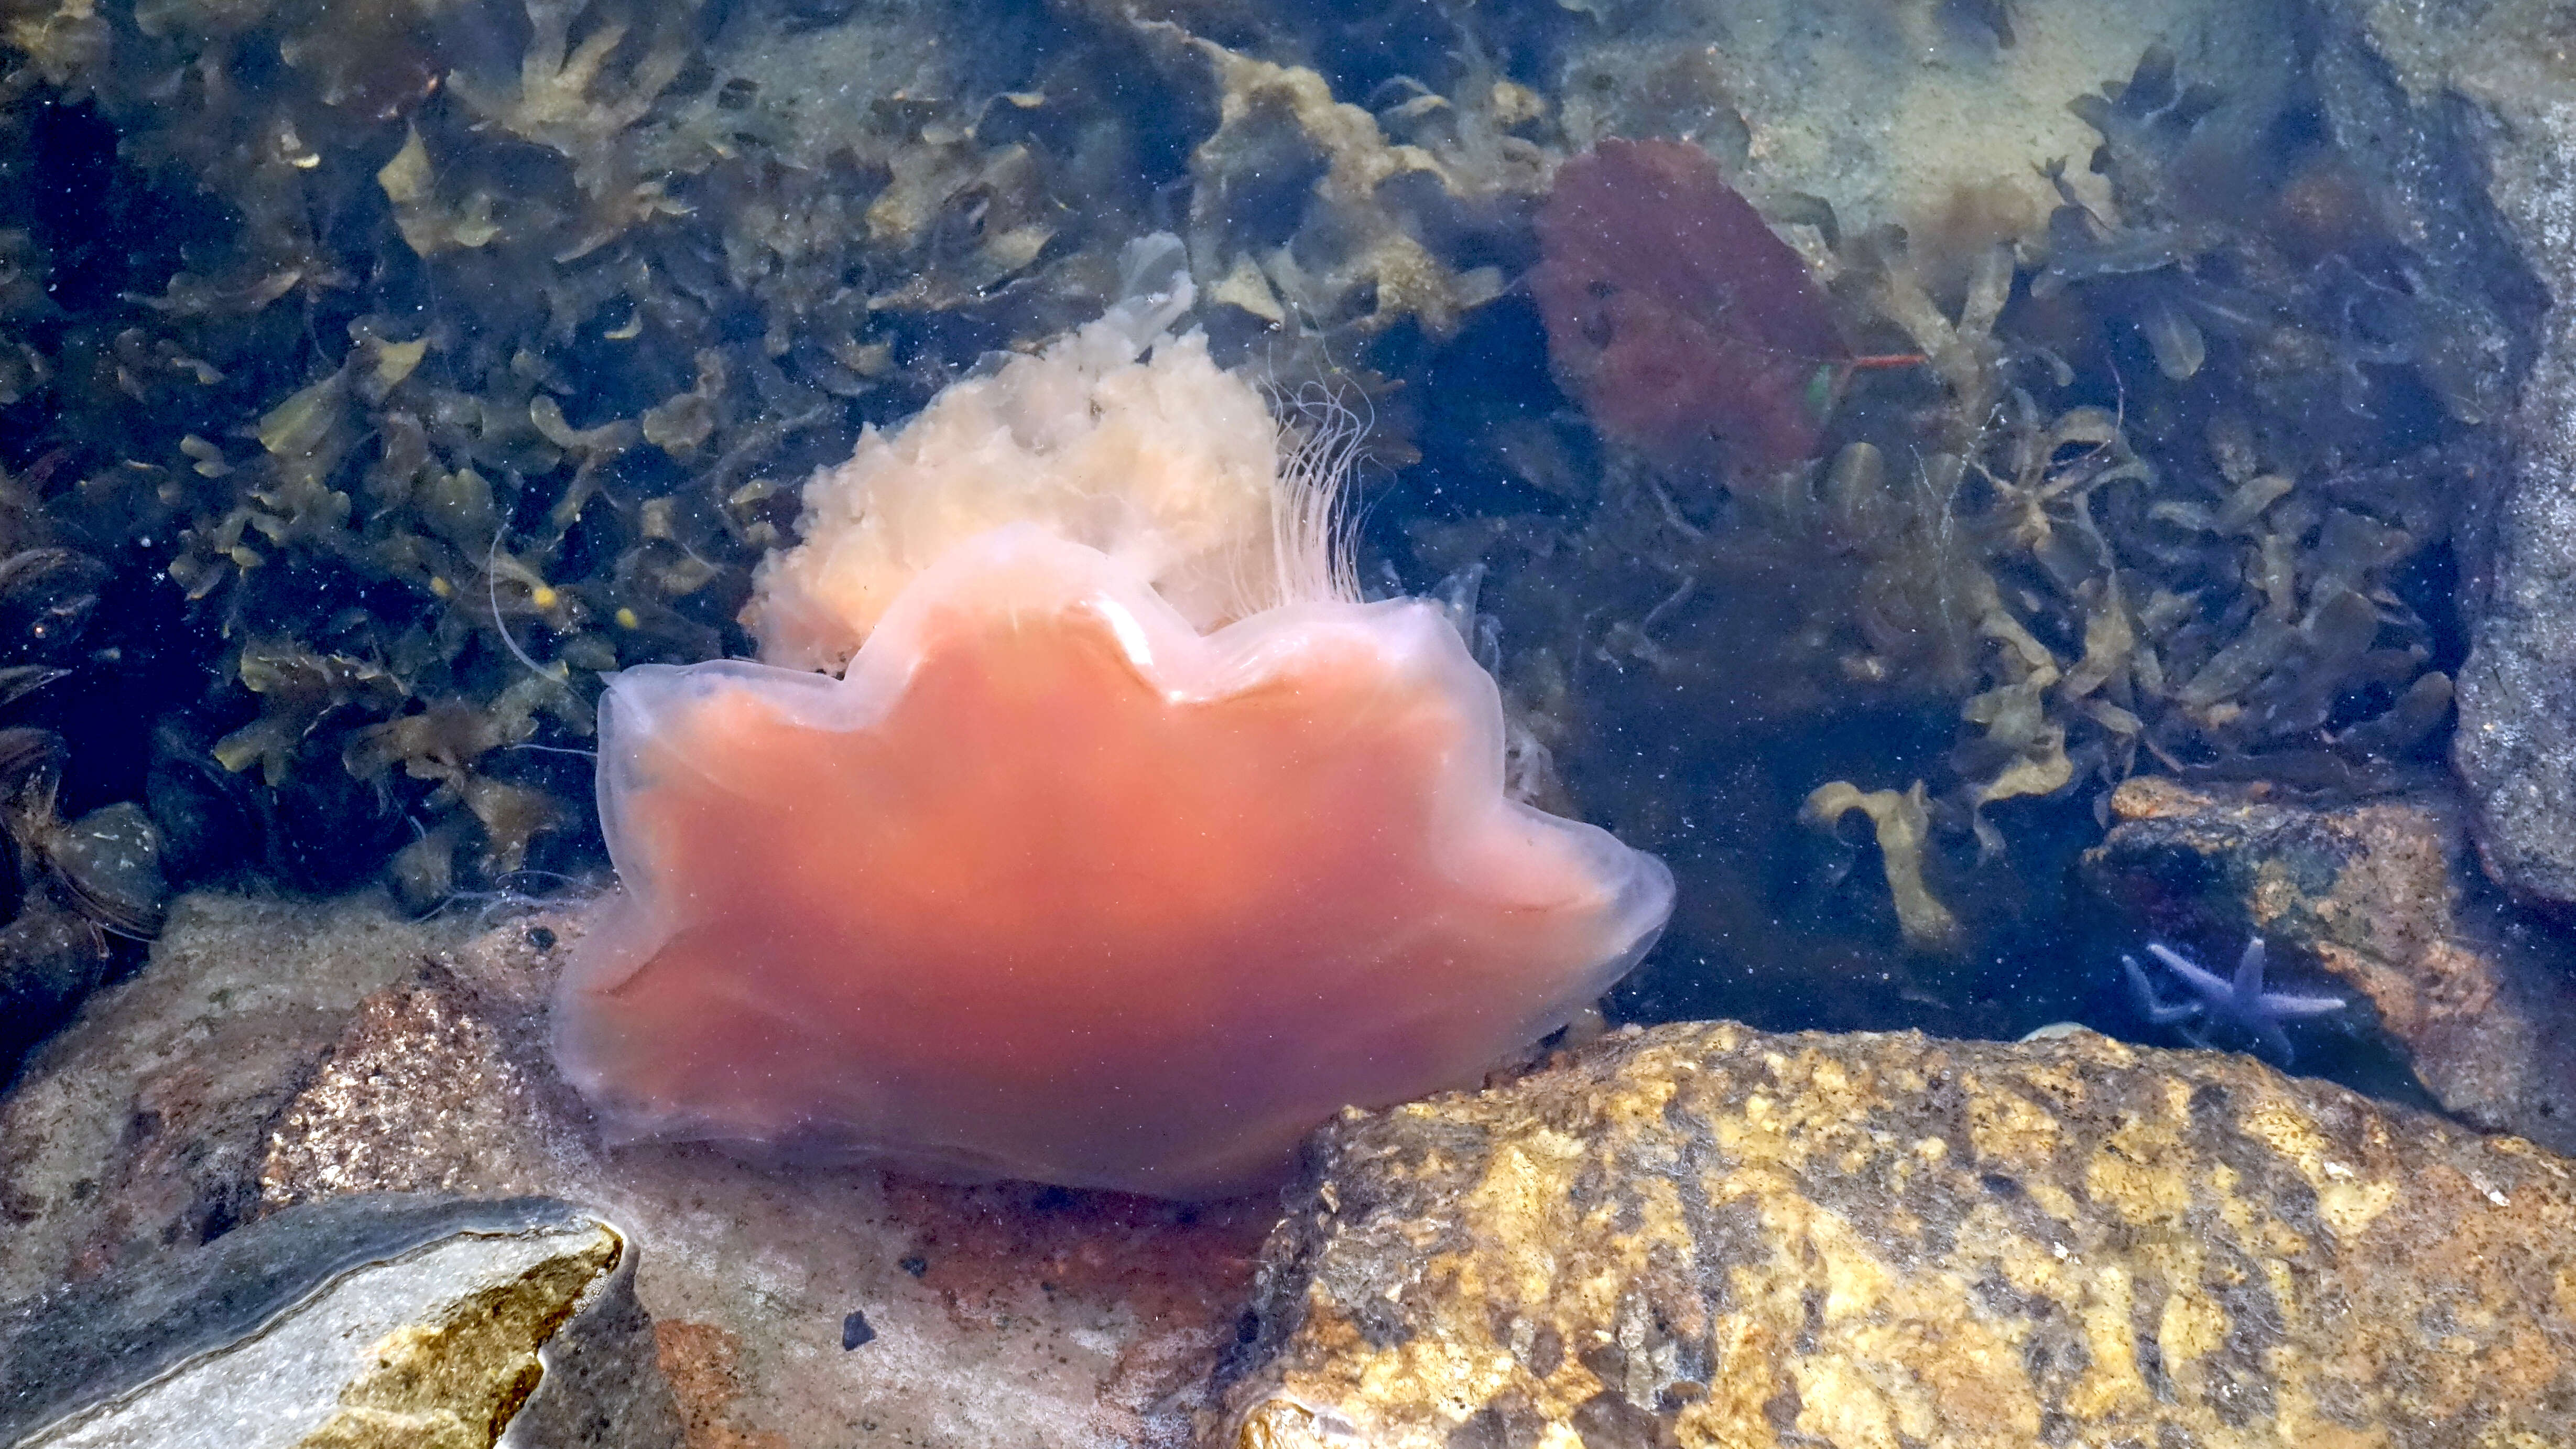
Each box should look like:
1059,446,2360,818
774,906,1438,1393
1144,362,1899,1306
555,525,1672,1198
1532,137,1844,470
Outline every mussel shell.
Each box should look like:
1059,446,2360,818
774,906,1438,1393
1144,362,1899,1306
145,729,262,887
0,549,108,664
48,801,168,940
0,821,23,929
0,726,64,823
0,892,109,1073
0,664,68,711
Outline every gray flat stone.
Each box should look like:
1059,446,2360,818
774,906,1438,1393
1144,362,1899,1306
1,1193,681,1449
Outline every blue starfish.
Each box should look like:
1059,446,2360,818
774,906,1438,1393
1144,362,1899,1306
2120,936,2346,1066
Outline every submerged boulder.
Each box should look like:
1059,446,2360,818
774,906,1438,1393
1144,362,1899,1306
1218,1019,2576,1449
2084,774,2576,1147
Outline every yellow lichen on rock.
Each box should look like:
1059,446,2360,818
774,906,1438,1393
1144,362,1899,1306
1217,1022,2576,1448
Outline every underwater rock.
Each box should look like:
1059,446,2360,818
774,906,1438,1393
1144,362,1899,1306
0,891,1274,1449
2084,775,2576,1146
257,973,577,1209
0,893,442,1299
0,1192,681,1448
1216,1019,2576,1449
2344,0,2576,906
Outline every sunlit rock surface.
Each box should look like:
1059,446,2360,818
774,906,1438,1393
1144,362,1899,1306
1218,1020,2576,1449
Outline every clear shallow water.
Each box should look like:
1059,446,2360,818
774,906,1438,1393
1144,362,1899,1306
0,0,2550,1225
5,0,2574,1441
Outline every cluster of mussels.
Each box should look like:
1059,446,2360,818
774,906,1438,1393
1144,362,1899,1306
0,525,167,1067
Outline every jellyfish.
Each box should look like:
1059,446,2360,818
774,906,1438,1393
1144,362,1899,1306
552,237,1674,1198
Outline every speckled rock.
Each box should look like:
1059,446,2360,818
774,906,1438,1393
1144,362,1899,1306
0,892,1269,1449
0,1193,680,1448
0,892,453,1296
2084,774,2576,1147
1216,1020,2576,1449
256,966,581,1209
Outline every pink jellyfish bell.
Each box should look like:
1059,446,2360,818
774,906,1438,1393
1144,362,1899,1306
553,238,1674,1198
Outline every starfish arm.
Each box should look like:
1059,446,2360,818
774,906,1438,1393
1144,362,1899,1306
2231,937,2269,1003
2259,991,2349,1019
2255,1019,2297,1066
2124,954,2207,1026
2145,942,2237,1008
